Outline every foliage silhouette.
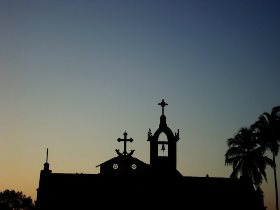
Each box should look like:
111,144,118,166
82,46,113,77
225,127,274,187
252,106,280,210
0,189,34,210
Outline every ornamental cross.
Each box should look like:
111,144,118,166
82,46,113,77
158,99,168,115
116,131,134,156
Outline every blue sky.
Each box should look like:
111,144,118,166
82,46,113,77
0,0,279,209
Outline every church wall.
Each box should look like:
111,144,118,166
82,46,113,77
36,173,264,210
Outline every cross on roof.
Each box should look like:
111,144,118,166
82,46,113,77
158,99,168,115
116,131,134,156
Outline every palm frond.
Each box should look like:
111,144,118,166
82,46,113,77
272,106,280,116
251,166,263,186
230,161,242,179
225,147,245,158
263,156,275,168
225,156,241,167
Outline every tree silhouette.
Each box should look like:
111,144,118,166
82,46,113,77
0,189,34,210
252,106,280,210
225,127,274,187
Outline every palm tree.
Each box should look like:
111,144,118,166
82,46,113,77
225,127,274,187
253,106,280,210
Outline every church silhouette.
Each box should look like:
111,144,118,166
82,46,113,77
35,100,265,210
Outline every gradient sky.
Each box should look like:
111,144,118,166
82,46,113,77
0,0,279,209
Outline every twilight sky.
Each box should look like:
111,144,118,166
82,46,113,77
0,0,279,209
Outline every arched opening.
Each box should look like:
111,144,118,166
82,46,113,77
158,133,168,157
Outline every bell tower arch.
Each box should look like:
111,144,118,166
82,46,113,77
147,99,180,174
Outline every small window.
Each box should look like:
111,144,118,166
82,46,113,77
131,164,137,170
113,163,118,169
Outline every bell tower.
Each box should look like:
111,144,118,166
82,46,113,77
147,99,180,175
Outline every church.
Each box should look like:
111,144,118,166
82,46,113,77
35,100,265,210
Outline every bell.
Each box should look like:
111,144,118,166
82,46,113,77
161,144,165,151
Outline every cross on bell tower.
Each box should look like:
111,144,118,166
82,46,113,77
158,99,168,115
115,131,135,157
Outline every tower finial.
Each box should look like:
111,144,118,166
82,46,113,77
46,148,48,163
43,148,50,171
158,99,168,115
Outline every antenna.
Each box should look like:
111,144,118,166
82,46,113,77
46,148,48,163
43,148,50,171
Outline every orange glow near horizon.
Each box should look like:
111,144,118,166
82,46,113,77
1,1,280,210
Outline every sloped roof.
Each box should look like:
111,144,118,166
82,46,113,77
96,155,148,167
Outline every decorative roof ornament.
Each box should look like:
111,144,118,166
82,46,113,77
158,99,168,115
46,148,49,163
43,148,50,171
115,131,135,157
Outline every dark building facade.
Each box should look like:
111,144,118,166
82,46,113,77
35,100,265,210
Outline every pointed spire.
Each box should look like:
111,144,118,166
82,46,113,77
43,148,50,171
46,148,49,163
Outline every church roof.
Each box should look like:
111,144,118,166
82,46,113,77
96,155,148,168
